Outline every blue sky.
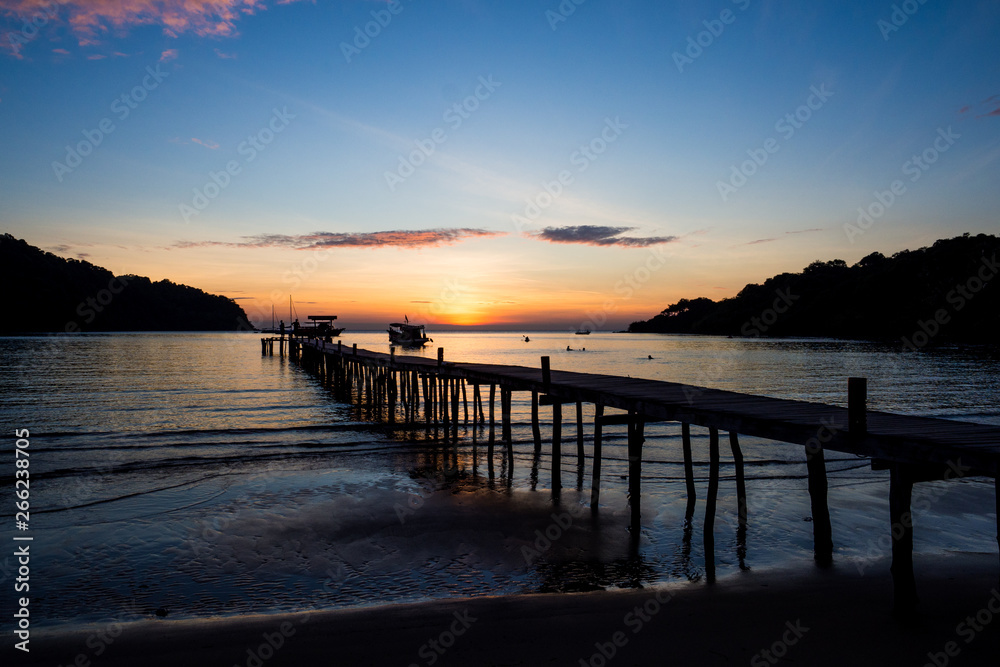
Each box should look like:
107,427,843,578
1,0,998,328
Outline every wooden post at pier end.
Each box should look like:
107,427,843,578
682,422,696,526
806,441,834,565
551,400,562,494
627,413,645,531
890,462,918,613
849,377,868,435
730,432,748,530
590,403,604,510
531,391,542,454
541,356,551,392
352,343,357,355
437,347,444,367
705,427,720,584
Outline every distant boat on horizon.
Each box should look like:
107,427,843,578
575,329,591,335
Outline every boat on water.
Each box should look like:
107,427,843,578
388,319,432,347
575,329,591,335
294,315,345,339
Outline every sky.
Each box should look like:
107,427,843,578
1,0,998,330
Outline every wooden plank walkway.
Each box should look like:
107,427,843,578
277,337,1000,613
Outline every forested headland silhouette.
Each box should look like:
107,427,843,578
629,233,999,346
1,234,252,333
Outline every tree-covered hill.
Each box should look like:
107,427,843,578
0,234,252,333
628,233,1000,346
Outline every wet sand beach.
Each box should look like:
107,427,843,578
13,553,999,667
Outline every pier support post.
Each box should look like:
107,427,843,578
590,403,604,510
576,401,585,467
488,384,496,446
552,401,562,495
531,391,542,454
730,431,748,569
541,356,550,391
729,432,747,530
682,422,696,526
705,427,720,584
450,380,459,438
849,377,867,435
437,347,444,367
627,413,644,527
806,441,834,566
890,463,918,613
462,380,469,424
500,388,511,446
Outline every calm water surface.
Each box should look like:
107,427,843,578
1,332,997,625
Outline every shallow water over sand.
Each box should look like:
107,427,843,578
1,332,997,625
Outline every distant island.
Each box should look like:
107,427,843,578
0,234,252,333
628,233,999,347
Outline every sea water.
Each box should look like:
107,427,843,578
1,332,997,626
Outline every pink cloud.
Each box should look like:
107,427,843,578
160,48,178,62
987,107,1000,117
86,54,106,60
52,48,70,55
214,48,236,59
174,229,507,250
191,137,220,150
0,1,309,47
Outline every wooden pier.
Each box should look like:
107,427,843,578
269,337,1000,612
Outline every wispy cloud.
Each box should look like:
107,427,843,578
214,48,236,59
174,229,506,250
745,228,823,246
160,48,178,62
191,137,219,150
957,95,1000,119
533,225,678,247
0,0,310,49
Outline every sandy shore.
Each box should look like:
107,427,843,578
8,553,999,667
